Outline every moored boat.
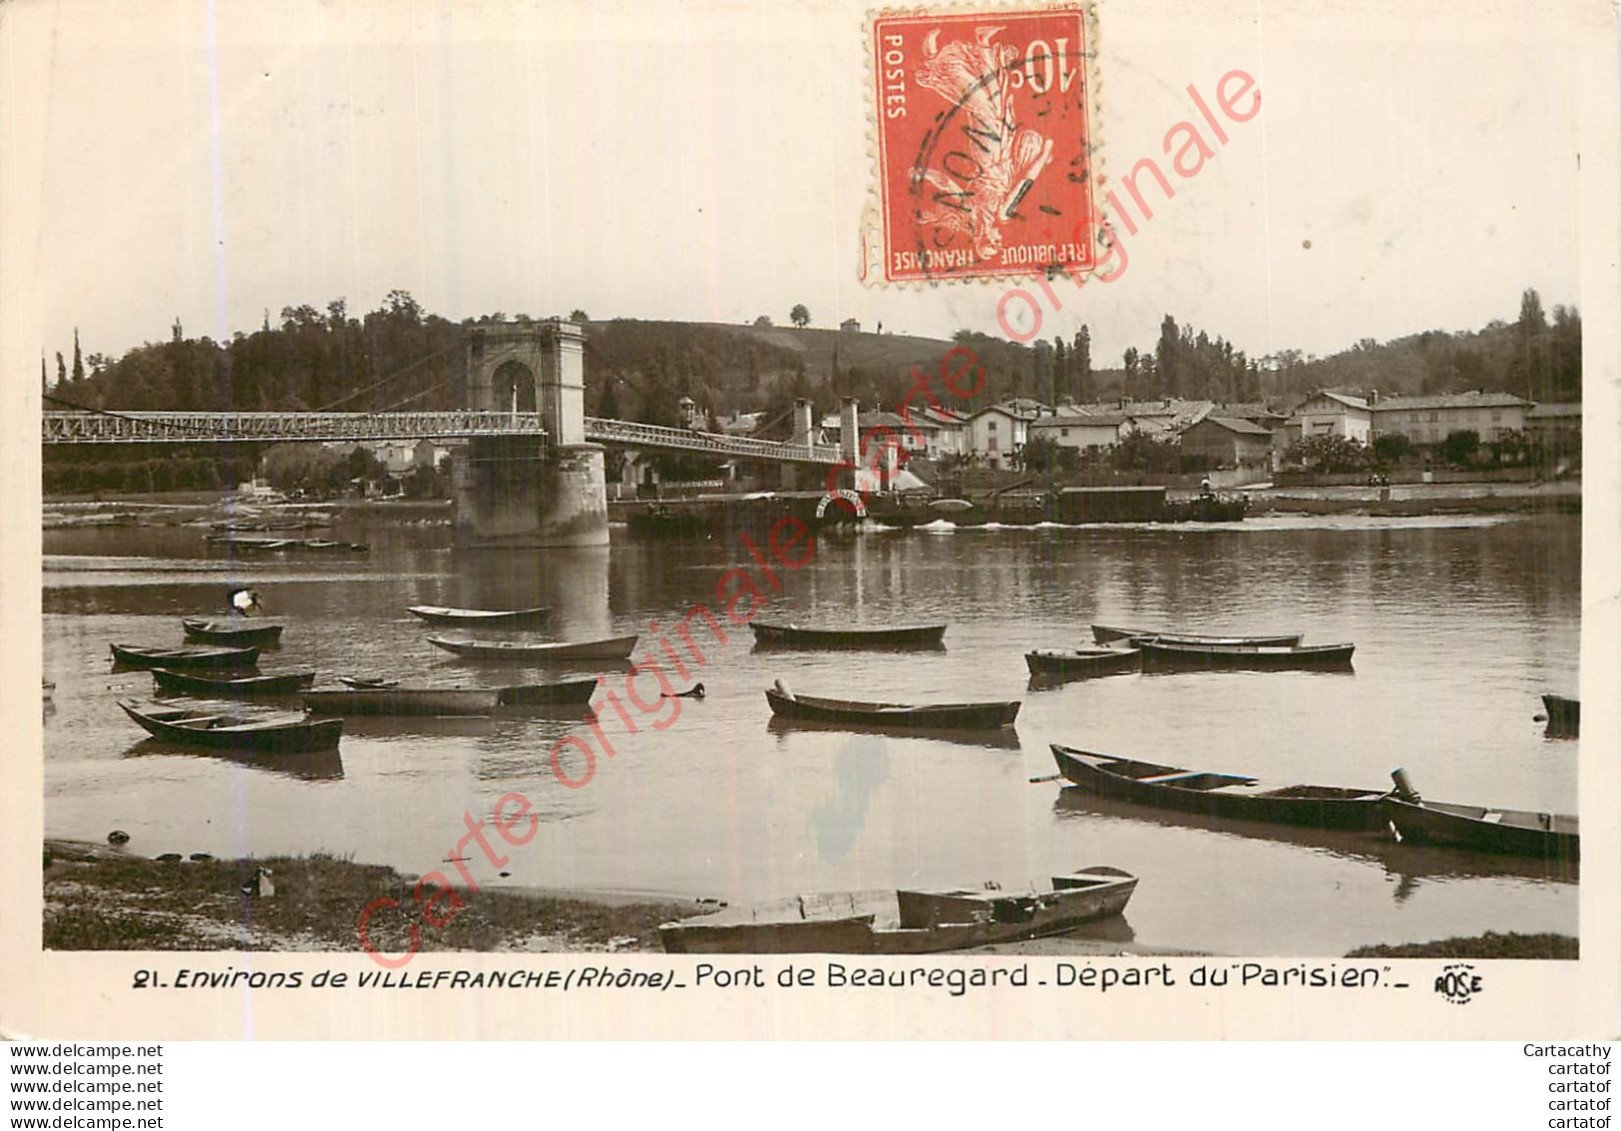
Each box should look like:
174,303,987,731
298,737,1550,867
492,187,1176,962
304,677,598,716
111,643,260,669
1138,639,1354,670
1541,693,1579,737
1025,647,1141,679
181,617,285,646
407,605,551,628
1050,745,1389,830
119,699,341,752
659,866,1138,954
1091,624,1303,647
427,634,640,662
764,685,1019,730
152,668,315,697
1381,769,1578,861
750,622,947,650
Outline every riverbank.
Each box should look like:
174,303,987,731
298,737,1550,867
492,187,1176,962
42,494,452,529
1345,932,1578,959
43,840,696,954
43,841,1192,957
1247,479,1580,517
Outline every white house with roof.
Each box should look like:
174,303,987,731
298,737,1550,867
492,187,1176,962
965,403,1034,469
1292,391,1372,443
1371,391,1532,444
1029,406,1127,452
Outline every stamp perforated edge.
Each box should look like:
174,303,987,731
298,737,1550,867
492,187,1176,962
858,1,1105,291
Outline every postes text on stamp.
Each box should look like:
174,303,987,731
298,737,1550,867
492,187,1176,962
870,6,1095,285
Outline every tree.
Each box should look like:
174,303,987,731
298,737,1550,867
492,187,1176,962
1076,326,1091,404
72,328,85,384
56,352,67,387
753,315,773,328
1023,434,1061,472
1512,288,1549,402
1371,433,1413,465
1156,314,1180,398
789,304,810,328
1440,429,1480,466
569,309,590,324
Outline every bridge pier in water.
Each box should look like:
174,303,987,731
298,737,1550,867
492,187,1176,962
454,320,609,548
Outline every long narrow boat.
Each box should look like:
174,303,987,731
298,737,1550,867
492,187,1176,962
1092,624,1303,647
1050,745,1389,830
764,687,1019,730
659,866,1138,954
1138,639,1354,670
750,622,947,649
111,643,260,670
181,617,285,646
304,678,597,716
119,700,341,752
1026,647,1141,679
152,668,315,697
1381,769,1577,860
1541,693,1579,737
407,605,551,628
427,634,640,662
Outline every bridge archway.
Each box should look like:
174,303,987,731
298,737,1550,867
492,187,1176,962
491,360,537,414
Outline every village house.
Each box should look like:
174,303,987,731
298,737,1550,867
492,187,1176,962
1028,406,1127,453
1179,416,1276,468
1371,390,1532,445
839,318,861,332
1100,398,1215,438
965,402,1036,469
1291,391,1373,443
1524,402,1581,447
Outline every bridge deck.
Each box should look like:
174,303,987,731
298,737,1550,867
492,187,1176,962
41,411,845,465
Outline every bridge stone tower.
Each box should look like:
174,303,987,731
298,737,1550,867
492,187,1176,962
454,319,608,547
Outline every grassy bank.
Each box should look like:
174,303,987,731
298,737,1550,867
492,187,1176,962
44,840,698,954
1345,932,1578,959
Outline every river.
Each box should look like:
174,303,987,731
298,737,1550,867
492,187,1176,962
43,509,1580,955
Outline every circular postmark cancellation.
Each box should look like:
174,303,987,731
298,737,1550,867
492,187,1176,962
868,5,1098,286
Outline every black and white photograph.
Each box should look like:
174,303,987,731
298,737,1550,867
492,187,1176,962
4,0,1617,1049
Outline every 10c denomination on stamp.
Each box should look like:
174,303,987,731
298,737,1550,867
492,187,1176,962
869,5,1097,285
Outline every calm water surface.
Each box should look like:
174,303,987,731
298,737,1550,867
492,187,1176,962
43,511,1580,955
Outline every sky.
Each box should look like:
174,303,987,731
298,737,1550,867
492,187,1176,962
0,0,1600,375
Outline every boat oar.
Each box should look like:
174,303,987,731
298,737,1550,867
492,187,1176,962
1028,773,1064,784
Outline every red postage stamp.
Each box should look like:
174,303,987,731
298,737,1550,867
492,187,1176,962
869,6,1096,285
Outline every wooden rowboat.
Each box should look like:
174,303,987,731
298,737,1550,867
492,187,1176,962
119,699,341,752
1138,639,1354,670
111,643,260,669
1382,770,1578,861
152,668,315,697
427,634,640,662
750,622,947,649
659,866,1137,954
764,687,1019,730
407,605,551,628
1541,693,1579,737
1092,624,1303,647
1025,647,1141,679
1050,745,1389,830
304,678,597,716
181,617,285,646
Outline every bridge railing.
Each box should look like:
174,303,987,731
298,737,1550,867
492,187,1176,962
583,417,842,466
41,411,545,444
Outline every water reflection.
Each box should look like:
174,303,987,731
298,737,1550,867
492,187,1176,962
766,715,1023,750
121,738,344,782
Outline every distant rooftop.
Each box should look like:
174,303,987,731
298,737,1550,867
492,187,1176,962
1375,391,1532,412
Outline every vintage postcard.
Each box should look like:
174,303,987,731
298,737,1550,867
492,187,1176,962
1,0,1616,1042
